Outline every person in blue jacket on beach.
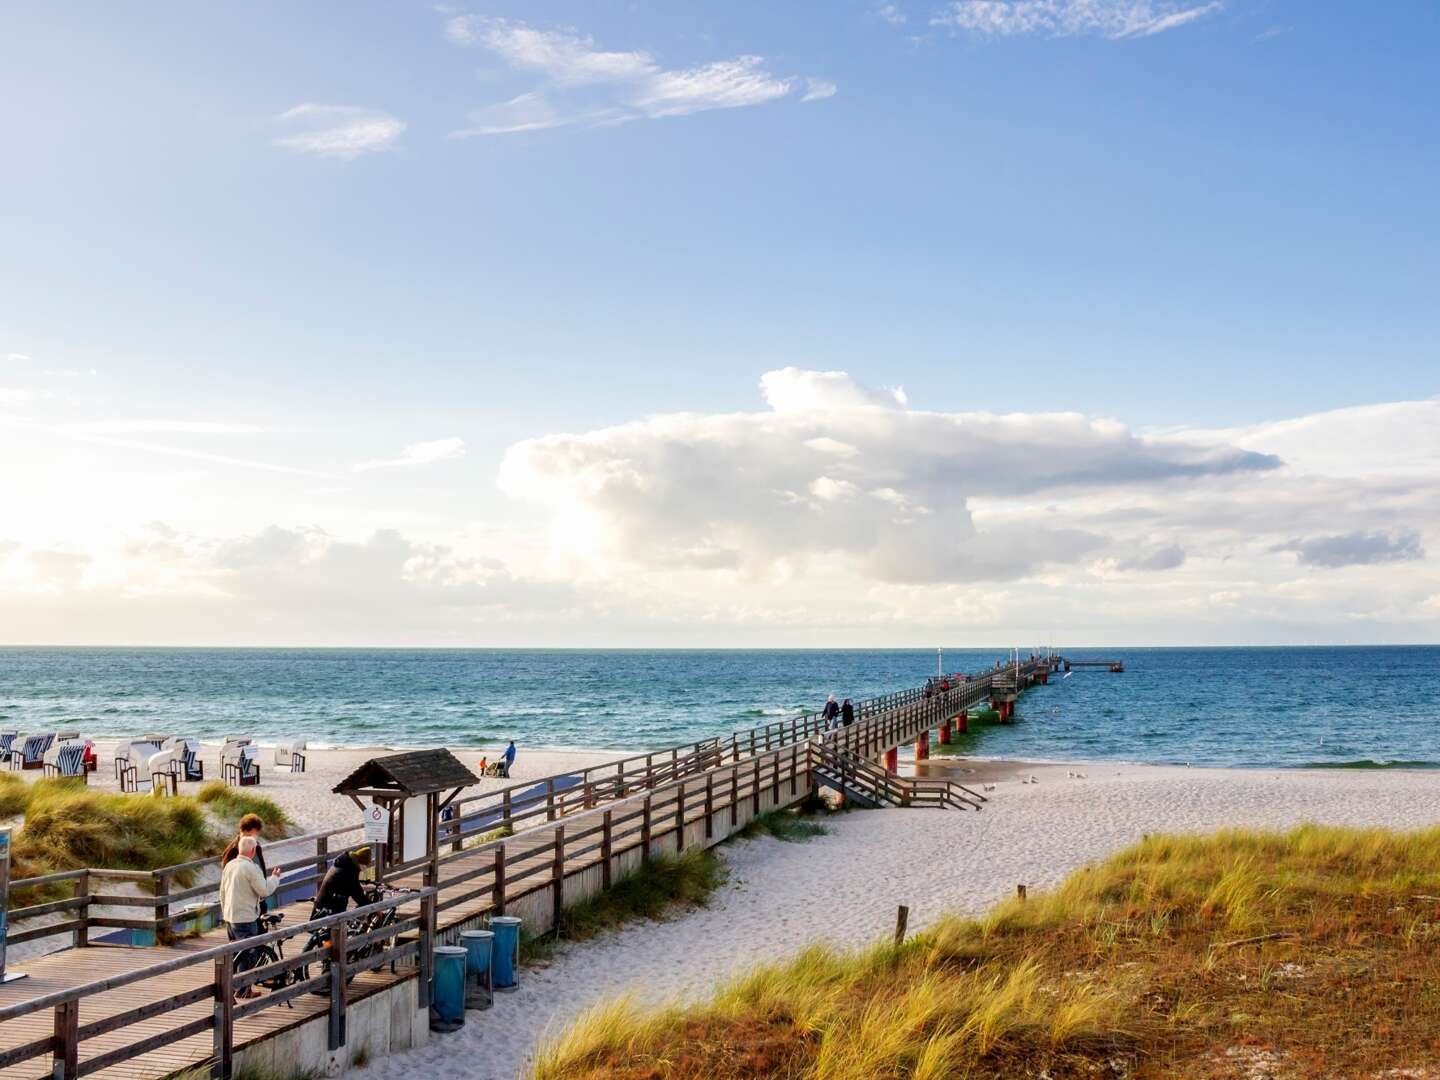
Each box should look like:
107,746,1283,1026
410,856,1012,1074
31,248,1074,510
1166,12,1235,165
501,740,517,778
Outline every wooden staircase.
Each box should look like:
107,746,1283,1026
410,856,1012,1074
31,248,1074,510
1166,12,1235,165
808,740,985,811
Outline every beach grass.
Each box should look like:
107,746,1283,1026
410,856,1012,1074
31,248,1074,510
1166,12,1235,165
0,770,29,816
195,781,292,838
736,809,830,843
10,779,222,903
530,824,1440,1078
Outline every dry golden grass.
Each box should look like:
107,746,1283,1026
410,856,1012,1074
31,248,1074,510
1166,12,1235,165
531,825,1440,1079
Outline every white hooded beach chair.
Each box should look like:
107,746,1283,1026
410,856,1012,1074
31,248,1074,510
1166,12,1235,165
222,741,260,787
274,739,307,773
115,736,166,781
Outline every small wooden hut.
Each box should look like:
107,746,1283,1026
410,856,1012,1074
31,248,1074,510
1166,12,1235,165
333,749,479,878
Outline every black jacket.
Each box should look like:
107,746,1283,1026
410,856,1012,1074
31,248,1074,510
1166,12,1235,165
841,702,855,725
311,852,371,919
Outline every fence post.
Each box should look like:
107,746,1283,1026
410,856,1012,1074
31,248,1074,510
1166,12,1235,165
730,766,738,827
494,845,506,916
154,871,170,943
328,919,348,1051
674,781,686,853
73,871,88,948
418,891,435,1010
601,811,613,890
546,778,557,822
502,788,512,828
52,999,79,1080
212,952,234,1079
552,825,566,930
704,772,714,840
641,796,652,865
317,834,331,884
753,759,761,815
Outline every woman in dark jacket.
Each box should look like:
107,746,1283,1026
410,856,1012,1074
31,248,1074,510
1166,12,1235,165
841,699,855,726
310,848,374,920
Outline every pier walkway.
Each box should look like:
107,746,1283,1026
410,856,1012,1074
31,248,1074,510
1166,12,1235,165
0,656,1059,1080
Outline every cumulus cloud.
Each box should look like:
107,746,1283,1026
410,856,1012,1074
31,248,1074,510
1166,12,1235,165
446,18,820,136
354,437,466,473
498,368,1276,586
1276,531,1425,569
932,0,1222,39
273,104,406,160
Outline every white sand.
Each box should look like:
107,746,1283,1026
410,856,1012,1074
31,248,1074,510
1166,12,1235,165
352,760,1440,1080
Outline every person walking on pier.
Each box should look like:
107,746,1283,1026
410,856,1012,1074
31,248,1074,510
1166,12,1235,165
822,694,840,730
221,813,270,914
841,698,855,726
220,835,281,996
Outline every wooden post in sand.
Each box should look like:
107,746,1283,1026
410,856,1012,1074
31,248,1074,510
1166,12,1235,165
894,905,909,946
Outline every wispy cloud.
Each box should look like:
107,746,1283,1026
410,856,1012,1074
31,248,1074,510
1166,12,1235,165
1253,24,1293,43
0,388,38,405
802,78,838,103
875,3,908,25
272,104,406,160
445,18,823,137
354,437,466,473
6,353,33,364
932,0,1222,39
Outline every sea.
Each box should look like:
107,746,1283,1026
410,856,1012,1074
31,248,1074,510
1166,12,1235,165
1,646,1437,770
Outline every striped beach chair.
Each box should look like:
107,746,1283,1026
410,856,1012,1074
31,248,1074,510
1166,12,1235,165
0,730,18,768
9,732,55,771
163,736,204,782
43,739,90,782
222,743,260,787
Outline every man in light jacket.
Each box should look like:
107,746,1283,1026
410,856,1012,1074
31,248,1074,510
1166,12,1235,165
220,834,281,993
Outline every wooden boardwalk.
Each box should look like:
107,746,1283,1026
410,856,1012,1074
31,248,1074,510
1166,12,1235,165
0,658,1057,1080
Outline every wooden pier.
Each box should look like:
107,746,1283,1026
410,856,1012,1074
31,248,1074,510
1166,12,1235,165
0,656,1061,1080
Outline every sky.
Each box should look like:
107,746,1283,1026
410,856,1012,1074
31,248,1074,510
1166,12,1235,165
1,0,1437,647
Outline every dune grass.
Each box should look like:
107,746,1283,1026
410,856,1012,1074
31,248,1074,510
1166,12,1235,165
0,770,29,816
531,824,1440,1079
195,781,291,838
10,779,223,903
736,809,830,843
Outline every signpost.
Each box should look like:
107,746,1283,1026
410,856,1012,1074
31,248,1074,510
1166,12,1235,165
363,803,388,844
0,826,26,983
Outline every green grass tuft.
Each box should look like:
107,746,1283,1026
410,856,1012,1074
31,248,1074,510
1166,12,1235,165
735,809,830,843
0,771,29,817
195,782,291,838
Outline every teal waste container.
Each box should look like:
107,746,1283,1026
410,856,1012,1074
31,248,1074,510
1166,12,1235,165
460,929,494,1010
430,945,467,1032
490,915,522,991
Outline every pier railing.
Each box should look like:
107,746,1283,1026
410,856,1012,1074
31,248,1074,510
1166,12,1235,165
6,658,1054,955
0,886,436,1080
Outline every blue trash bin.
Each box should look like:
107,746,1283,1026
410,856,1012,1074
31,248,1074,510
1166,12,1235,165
430,945,467,1032
460,929,494,1010
490,915,522,991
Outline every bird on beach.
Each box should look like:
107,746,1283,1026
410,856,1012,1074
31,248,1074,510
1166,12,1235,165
983,783,996,792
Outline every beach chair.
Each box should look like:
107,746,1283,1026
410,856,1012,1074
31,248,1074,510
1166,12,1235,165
274,739,307,773
10,732,55,771
42,738,90,783
223,743,260,787
146,747,179,796
160,736,204,783
0,730,18,768
113,743,164,783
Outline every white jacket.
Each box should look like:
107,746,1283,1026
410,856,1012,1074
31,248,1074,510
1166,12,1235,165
220,856,278,924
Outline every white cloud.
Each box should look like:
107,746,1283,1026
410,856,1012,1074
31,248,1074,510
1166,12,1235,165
875,4,908,25
6,353,33,364
801,78,839,103
273,104,406,160
354,437,466,473
932,0,1222,39
446,19,814,137
499,368,1277,586
0,388,38,405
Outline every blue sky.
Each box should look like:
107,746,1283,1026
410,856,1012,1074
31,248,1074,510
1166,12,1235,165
1,1,1438,646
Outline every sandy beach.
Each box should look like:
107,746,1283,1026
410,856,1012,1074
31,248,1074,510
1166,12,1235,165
341,758,1440,1080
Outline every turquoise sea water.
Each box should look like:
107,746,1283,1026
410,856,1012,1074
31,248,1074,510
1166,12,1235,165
0,647,1437,768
